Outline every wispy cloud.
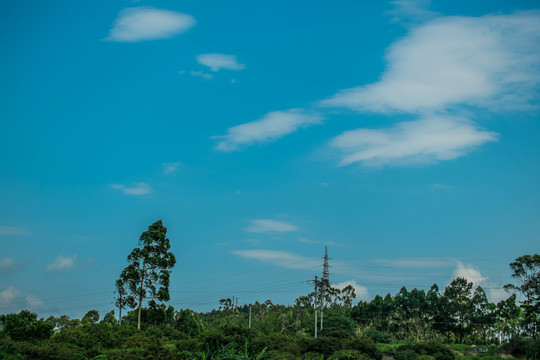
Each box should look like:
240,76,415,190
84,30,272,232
46,254,78,272
322,12,540,113
388,0,439,24
320,11,540,167
197,54,245,72
233,250,319,269
162,162,183,174
245,219,298,233
371,257,449,269
189,71,213,80
110,183,153,195
330,115,497,167
298,238,345,247
213,109,323,151
0,226,30,236
0,258,15,273
0,286,20,306
106,7,196,42
25,295,43,309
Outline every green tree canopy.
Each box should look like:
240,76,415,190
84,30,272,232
117,220,176,329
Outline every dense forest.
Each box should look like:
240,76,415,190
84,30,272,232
1,222,539,360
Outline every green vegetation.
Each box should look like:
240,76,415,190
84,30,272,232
1,228,539,360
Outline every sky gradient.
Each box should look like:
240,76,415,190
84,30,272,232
1,0,539,319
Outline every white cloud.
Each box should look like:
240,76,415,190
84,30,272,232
47,254,77,272
106,7,196,42
298,238,345,247
245,219,298,233
0,226,30,236
162,162,183,174
26,295,43,309
319,11,539,167
197,54,245,72
452,261,487,286
372,257,449,268
488,287,511,303
0,258,15,270
0,286,20,306
330,115,497,167
214,109,323,151
233,250,319,269
322,12,540,113
388,0,439,24
334,280,370,300
189,71,213,80
110,183,153,195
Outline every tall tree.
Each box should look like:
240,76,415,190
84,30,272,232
118,220,176,329
504,254,540,338
443,277,474,343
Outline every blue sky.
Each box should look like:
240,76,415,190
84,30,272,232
1,0,539,318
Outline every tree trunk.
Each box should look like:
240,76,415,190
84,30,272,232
137,260,146,330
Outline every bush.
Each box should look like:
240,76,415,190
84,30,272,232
504,336,540,359
394,341,455,360
300,336,342,358
329,349,371,360
0,311,54,341
345,338,383,360
253,333,300,356
319,316,358,339
364,329,390,344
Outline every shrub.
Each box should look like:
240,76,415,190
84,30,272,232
329,349,371,360
394,342,455,360
300,336,342,358
345,338,383,360
363,329,390,344
0,311,54,341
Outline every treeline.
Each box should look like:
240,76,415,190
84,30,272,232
1,224,539,360
1,274,539,359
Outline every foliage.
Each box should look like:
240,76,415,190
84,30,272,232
117,220,176,330
2,253,540,359
505,254,540,339
344,337,382,360
0,310,53,341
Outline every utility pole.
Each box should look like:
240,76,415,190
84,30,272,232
249,305,252,328
321,246,330,331
314,275,318,338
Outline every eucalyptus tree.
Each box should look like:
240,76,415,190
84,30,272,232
504,254,540,338
117,220,176,329
442,277,474,343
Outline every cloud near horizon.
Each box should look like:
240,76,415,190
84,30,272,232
334,280,370,300
452,261,487,286
0,286,20,307
213,109,323,151
106,7,196,42
110,183,153,196
0,226,30,236
46,254,78,272
245,219,298,233
330,115,498,166
233,250,319,269
197,54,245,72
